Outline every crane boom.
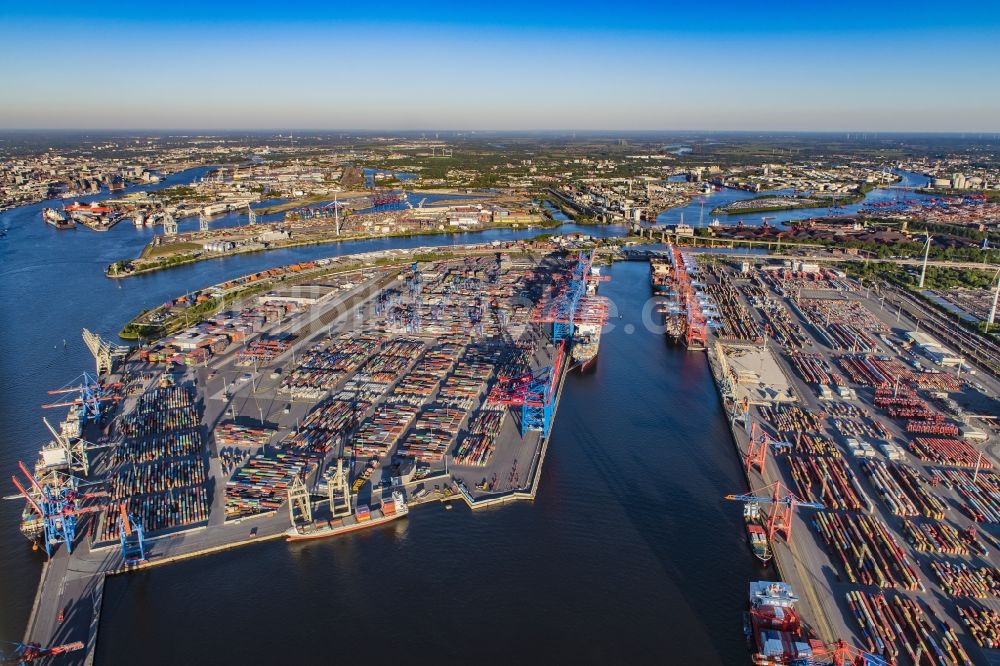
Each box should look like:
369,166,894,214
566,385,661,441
10,477,43,517
17,462,43,494
725,493,824,509
726,481,824,545
119,502,133,537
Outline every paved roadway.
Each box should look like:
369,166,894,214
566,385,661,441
631,236,1000,273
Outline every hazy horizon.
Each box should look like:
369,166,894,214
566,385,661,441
2,129,1000,137
3,0,999,132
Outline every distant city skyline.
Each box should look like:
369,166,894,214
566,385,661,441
2,0,999,131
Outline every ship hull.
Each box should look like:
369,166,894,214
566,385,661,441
574,350,598,371
286,509,407,541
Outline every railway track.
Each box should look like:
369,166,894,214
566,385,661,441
879,283,1000,376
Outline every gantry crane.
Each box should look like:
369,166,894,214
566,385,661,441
533,251,607,343
1,640,84,665
776,640,887,666
43,372,120,425
490,342,566,437
41,417,91,477
520,341,565,437
117,502,147,565
11,462,104,557
82,327,129,376
726,481,824,545
745,421,770,475
669,245,708,350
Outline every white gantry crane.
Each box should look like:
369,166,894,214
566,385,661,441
82,327,128,376
162,212,178,236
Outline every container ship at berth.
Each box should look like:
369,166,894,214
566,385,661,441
745,581,823,665
18,411,86,545
570,264,608,370
650,259,672,295
286,490,408,541
570,323,601,370
650,246,709,351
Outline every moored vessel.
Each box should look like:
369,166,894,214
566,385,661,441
570,323,601,370
570,260,608,370
650,259,672,295
744,501,772,563
745,581,823,665
286,490,408,541
42,207,75,229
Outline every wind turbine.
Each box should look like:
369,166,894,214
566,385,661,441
918,232,931,289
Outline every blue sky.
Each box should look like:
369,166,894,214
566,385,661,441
2,1,999,131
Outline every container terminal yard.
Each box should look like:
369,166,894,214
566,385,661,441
649,245,1000,665
10,242,609,665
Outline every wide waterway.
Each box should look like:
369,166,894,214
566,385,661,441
656,168,932,227
0,169,926,662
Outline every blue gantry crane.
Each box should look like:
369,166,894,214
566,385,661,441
1,639,85,665
520,341,565,437
533,251,604,344
11,462,103,557
117,501,147,565
43,372,117,425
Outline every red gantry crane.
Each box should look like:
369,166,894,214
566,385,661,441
775,640,888,666
726,481,824,545
669,245,707,350
745,421,770,475
1,640,84,665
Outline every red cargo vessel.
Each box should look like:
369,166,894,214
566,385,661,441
745,581,823,665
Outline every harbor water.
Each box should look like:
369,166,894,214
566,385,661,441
0,171,921,661
94,261,754,665
656,169,932,227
